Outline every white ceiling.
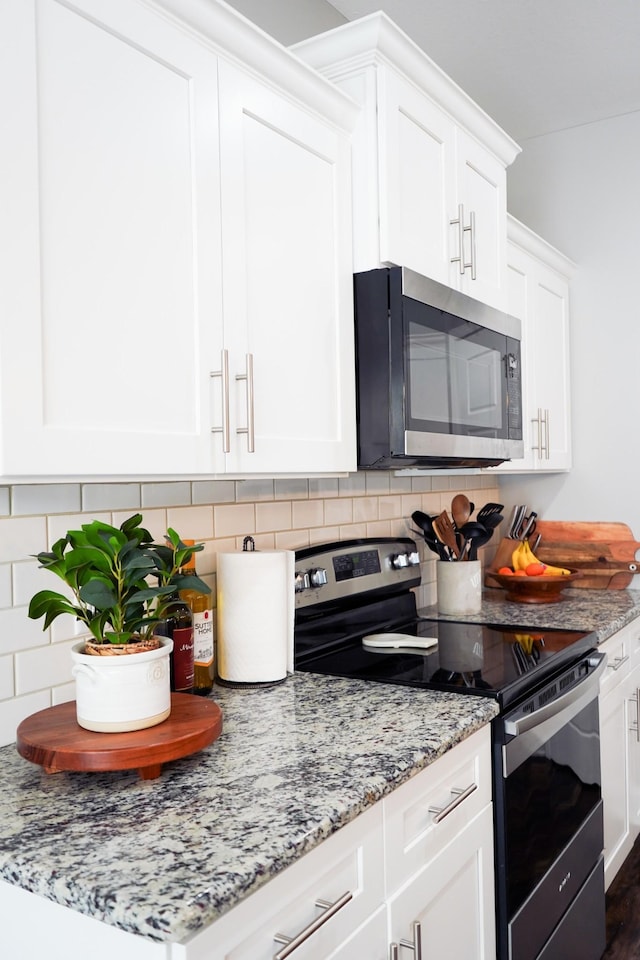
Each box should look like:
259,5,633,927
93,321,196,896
324,0,640,142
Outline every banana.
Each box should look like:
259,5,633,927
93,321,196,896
510,539,571,575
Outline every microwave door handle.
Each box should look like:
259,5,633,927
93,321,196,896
502,653,607,776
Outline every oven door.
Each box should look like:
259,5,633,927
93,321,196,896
493,651,607,960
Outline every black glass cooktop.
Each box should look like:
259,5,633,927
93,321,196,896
294,607,597,710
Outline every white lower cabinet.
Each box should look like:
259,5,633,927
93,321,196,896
0,728,494,960
599,619,640,889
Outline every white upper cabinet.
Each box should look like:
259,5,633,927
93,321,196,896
0,0,357,479
494,216,574,473
292,13,520,312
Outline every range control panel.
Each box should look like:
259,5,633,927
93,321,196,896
294,537,421,612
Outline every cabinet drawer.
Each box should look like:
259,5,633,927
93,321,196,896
383,725,492,895
174,803,384,960
600,619,640,698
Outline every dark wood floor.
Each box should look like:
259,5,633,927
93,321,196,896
603,838,640,958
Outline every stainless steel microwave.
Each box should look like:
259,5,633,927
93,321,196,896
354,267,523,469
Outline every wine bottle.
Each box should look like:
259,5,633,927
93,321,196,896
180,541,214,696
156,594,194,694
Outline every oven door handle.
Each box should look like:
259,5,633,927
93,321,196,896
502,652,607,777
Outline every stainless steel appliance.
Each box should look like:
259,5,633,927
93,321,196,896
353,267,523,469
294,537,606,960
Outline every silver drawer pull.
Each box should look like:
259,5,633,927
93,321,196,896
273,890,352,958
428,783,477,824
608,654,629,671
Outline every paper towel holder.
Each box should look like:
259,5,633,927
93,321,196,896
243,536,256,552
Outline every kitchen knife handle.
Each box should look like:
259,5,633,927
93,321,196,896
235,352,255,453
210,349,231,453
273,891,352,958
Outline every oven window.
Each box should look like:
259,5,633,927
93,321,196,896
403,297,508,438
504,697,601,917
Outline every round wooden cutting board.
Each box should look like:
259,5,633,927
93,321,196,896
16,693,223,780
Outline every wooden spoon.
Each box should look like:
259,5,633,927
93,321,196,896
433,511,460,559
451,494,472,530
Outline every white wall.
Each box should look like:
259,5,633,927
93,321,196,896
502,110,640,535
224,0,345,44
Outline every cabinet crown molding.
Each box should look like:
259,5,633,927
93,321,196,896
148,0,360,131
507,214,576,277
292,11,521,167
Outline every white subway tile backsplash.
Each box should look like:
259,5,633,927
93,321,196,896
192,480,236,504
0,654,15,699
12,560,48,608
291,499,324,529
0,691,51,748
324,498,353,526
0,606,55,654
15,639,75,694
365,473,390,494
142,481,192,507
11,483,82,517
235,479,275,502
0,470,501,746
274,478,309,500
81,483,141,513
308,478,339,499
213,503,255,539
256,501,292,533
0,517,48,563
166,506,214,540
0,565,11,608
47,511,110,544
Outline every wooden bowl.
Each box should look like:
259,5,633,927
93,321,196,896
490,568,581,603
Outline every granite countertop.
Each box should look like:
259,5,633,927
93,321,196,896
3,586,640,946
0,672,497,945
422,586,640,642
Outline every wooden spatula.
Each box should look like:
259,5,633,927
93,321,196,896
433,511,460,559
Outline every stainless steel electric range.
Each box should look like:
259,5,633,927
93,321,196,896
294,537,607,960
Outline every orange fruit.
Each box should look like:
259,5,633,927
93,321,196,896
525,562,546,577
514,570,528,576
497,566,514,575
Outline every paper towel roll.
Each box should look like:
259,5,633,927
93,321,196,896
217,550,294,683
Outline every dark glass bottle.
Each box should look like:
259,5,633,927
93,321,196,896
180,542,214,696
156,594,194,694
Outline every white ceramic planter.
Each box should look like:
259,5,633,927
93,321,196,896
71,637,173,733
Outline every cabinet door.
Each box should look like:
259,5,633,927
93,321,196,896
216,60,356,475
388,805,496,960
453,129,508,311
529,261,572,469
599,622,640,888
377,70,456,284
0,0,223,477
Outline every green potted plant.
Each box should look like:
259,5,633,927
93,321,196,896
28,513,209,733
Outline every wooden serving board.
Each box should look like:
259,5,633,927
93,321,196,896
16,693,223,780
487,521,640,590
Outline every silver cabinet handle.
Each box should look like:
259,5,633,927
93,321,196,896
210,349,230,453
428,782,477,824
235,352,255,453
450,204,476,279
400,920,423,958
273,891,352,959
608,654,630,672
450,202,466,275
543,408,550,459
468,209,477,280
630,689,640,744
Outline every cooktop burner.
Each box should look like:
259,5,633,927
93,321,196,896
293,537,597,710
